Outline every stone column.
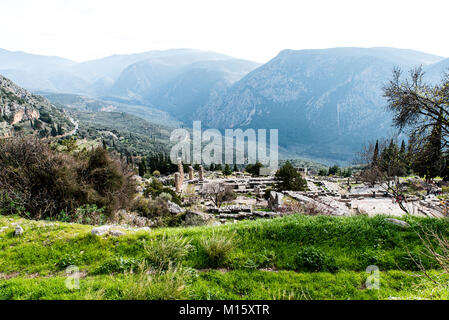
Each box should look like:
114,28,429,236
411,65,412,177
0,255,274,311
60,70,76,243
177,158,184,185
189,166,194,180
199,165,204,181
175,173,181,193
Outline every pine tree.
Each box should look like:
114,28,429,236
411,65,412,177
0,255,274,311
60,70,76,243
50,126,58,137
233,164,238,172
372,140,379,167
223,164,232,176
138,158,147,177
275,161,307,192
413,117,443,181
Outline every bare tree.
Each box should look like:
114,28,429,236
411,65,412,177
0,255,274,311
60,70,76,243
200,182,236,208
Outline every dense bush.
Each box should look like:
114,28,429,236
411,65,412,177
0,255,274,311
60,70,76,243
0,136,136,221
144,178,181,205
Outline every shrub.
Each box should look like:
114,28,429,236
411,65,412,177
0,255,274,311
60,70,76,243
73,204,107,225
132,197,169,218
200,232,235,267
152,170,161,177
0,136,136,222
144,178,181,205
158,192,173,202
144,234,192,269
294,247,338,272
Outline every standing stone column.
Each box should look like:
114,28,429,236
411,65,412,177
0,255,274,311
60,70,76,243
175,172,181,193
189,166,194,180
177,158,184,185
199,165,204,181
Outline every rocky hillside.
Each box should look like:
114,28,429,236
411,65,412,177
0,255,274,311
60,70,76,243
0,75,74,138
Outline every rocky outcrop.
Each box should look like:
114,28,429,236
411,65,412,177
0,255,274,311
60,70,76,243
0,74,73,137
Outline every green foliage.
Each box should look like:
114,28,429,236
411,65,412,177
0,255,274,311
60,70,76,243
199,233,235,268
328,165,340,176
223,164,232,176
94,257,140,275
72,111,172,166
246,162,264,176
275,161,307,192
144,178,181,205
294,247,338,272
318,169,328,176
121,265,191,300
1,214,449,299
144,234,192,269
60,138,78,153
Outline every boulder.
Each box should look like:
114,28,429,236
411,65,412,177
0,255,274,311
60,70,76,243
167,201,185,215
385,218,411,229
268,191,283,210
91,226,111,236
109,230,126,237
14,225,24,237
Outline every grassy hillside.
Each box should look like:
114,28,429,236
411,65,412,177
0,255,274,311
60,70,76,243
1,214,449,300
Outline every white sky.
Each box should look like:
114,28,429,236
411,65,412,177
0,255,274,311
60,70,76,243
1,0,448,63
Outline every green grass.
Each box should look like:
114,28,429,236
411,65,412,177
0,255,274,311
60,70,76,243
1,270,449,300
1,214,449,299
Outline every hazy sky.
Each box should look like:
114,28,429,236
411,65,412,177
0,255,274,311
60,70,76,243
1,0,449,63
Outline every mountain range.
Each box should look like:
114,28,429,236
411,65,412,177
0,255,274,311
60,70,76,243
1,47,448,164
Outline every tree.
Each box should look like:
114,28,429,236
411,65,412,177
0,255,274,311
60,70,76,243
274,161,307,192
246,162,264,176
318,169,328,176
384,67,449,148
342,168,352,178
200,182,236,208
412,116,443,181
328,165,340,176
223,164,232,176
233,164,238,172
138,158,147,177
50,126,58,137
384,67,449,181
372,140,379,167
